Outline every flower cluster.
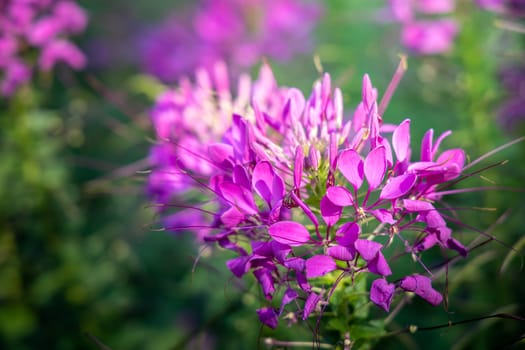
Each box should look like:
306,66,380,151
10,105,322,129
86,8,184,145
0,0,88,96
387,0,458,54
496,62,525,133
476,0,525,15
475,0,525,133
138,0,322,83
148,62,470,328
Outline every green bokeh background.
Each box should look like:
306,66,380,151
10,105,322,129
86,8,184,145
0,1,523,349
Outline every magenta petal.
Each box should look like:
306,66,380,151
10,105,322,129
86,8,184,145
220,206,245,227
284,257,305,271
302,292,321,320
446,238,468,257
352,102,367,132
269,221,311,246
400,275,442,306
233,165,251,189
369,209,396,224
403,199,434,212
393,119,411,163
380,174,417,200
327,245,355,261
425,210,446,228
364,146,386,191
271,241,292,263
226,256,250,277
420,129,434,162
294,146,304,189
39,40,86,71
336,222,360,246
362,74,376,108
208,143,234,170
305,255,337,278
355,239,382,261
220,182,257,215
253,161,284,207
435,148,465,181
414,234,438,252
280,288,299,314
257,307,279,329
338,149,364,191
370,279,395,312
368,252,392,276
254,268,275,300
326,186,354,206
320,196,342,226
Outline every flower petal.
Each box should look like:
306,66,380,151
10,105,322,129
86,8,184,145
280,288,299,314
253,161,284,207
302,292,321,320
355,239,382,261
208,143,234,170
294,146,304,189
336,222,360,246
364,146,386,191
305,255,337,278
399,274,443,306
337,149,364,191
327,245,355,261
393,119,411,163
420,129,434,162
219,181,257,215
368,252,392,276
326,186,354,206
380,174,417,200
320,195,342,226
370,279,395,312
257,307,279,329
269,221,311,246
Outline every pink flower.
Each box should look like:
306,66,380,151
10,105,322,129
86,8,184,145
147,61,492,328
387,0,459,55
401,19,458,54
139,0,323,82
370,279,396,312
0,0,88,96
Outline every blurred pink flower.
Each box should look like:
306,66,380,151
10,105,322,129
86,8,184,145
401,19,458,54
387,0,458,55
139,0,322,83
0,0,88,96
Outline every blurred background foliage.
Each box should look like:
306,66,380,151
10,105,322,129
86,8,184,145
0,0,524,349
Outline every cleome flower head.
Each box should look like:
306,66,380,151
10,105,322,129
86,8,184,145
148,60,485,329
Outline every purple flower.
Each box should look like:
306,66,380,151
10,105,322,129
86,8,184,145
370,279,395,312
477,0,525,15
401,19,458,55
138,0,323,82
0,0,88,96
399,274,443,306
148,62,486,328
39,39,86,71
0,59,31,96
387,0,458,55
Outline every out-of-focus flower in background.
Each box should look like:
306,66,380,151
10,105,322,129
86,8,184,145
496,62,525,133
0,0,88,96
387,0,458,54
138,0,322,83
476,0,525,15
